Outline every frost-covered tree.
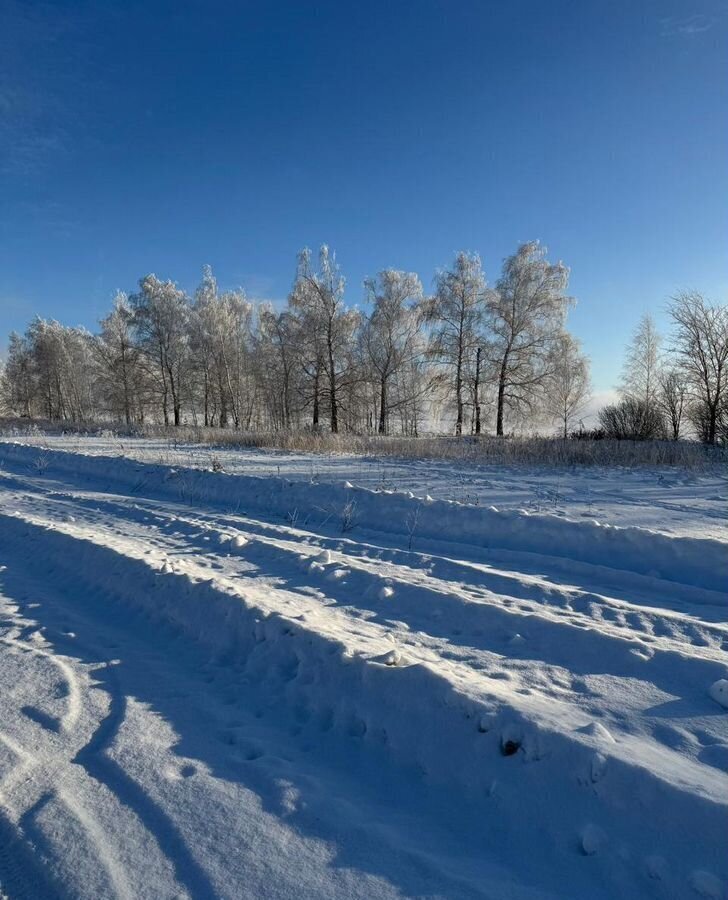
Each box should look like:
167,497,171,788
3,331,36,417
488,242,572,436
15,318,96,422
188,267,255,428
289,246,359,433
361,270,425,434
426,252,488,435
545,332,591,438
256,305,300,430
620,313,661,412
94,292,147,424
130,275,191,426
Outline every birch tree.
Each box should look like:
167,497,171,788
289,246,358,433
361,269,424,434
545,332,591,438
620,313,661,411
489,242,572,436
427,252,487,435
95,292,146,424
131,275,191,426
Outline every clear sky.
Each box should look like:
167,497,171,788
1,0,726,397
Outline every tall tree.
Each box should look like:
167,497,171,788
256,305,298,430
668,291,728,444
545,332,591,438
427,252,487,435
290,246,359,433
657,369,688,441
95,292,145,425
131,275,191,426
362,269,424,434
2,331,35,417
620,313,661,411
488,242,572,436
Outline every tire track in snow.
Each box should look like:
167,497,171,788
1,460,727,897
0,587,196,900
25,482,726,680
8,479,726,662
0,635,82,733
72,661,218,900
6,482,728,766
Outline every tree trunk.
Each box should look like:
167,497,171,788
455,357,463,436
496,350,509,437
378,377,387,435
474,347,481,436
312,366,320,431
328,336,338,434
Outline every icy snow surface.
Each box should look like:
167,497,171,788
0,437,726,899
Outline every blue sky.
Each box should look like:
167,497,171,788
1,0,726,396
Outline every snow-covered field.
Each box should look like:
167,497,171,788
10,433,728,540
0,437,726,899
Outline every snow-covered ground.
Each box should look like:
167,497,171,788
0,437,726,899
9,432,728,540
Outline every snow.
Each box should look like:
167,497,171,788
0,436,726,899
709,679,728,709
9,432,728,541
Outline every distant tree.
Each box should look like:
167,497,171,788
130,275,191,426
18,318,96,422
668,291,728,445
620,313,661,414
545,332,591,438
361,269,424,434
488,242,572,436
188,265,219,426
256,304,299,430
657,368,688,441
94,292,146,425
189,267,255,429
3,331,35,417
289,246,359,433
426,252,487,435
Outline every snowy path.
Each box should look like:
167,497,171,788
0,443,726,899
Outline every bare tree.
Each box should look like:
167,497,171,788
361,269,424,434
657,368,688,441
620,313,661,411
256,305,299,430
426,252,487,435
545,332,591,438
489,242,572,436
668,291,728,445
2,331,35,417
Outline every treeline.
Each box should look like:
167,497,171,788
598,295,728,445
1,241,592,437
